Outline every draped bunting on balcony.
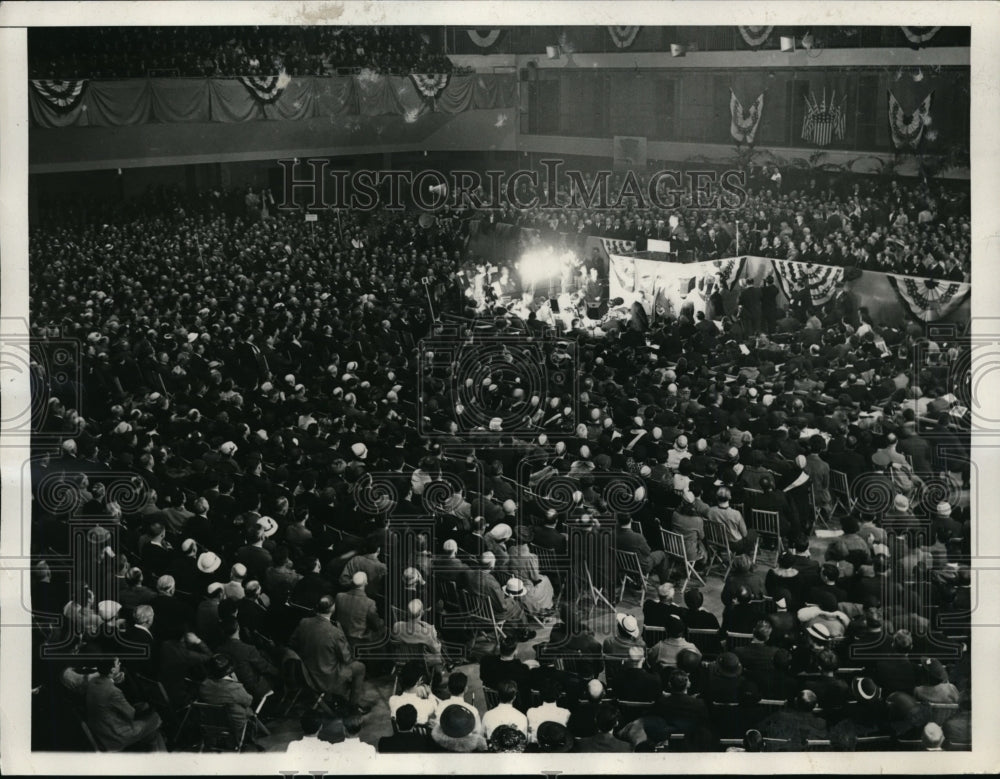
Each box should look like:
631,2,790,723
28,73,517,128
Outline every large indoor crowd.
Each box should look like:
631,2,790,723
502,166,970,280
28,172,971,754
29,27,455,79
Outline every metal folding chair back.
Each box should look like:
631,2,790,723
830,470,855,517
703,520,734,580
614,549,649,603
660,529,705,593
749,509,783,565
190,701,247,752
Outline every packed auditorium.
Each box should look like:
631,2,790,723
25,23,973,756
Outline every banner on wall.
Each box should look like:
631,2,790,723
409,73,451,99
607,26,642,49
888,90,934,149
467,29,503,48
900,26,941,46
601,238,637,257
30,79,87,112
801,90,847,147
730,89,765,145
886,274,970,322
771,259,845,306
711,256,748,289
238,72,292,103
737,26,774,48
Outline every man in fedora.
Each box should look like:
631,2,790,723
466,552,535,641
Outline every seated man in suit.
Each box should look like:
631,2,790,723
288,596,369,714
86,655,166,752
378,703,434,753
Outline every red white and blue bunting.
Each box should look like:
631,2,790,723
711,256,747,288
30,79,87,113
409,73,451,100
737,26,774,49
467,29,503,49
601,238,636,256
607,26,642,49
730,89,765,145
771,259,844,307
888,90,934,149
886,274,970,322
900,26,941,46
238,72,291,104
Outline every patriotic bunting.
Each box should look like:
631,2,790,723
467,29,503,48
30,79,87,113
900,26,941,46
802,90,847,147
238,71,291,103
886,274,970,322
602,238,636,256
607,26,642,49
730,89,765,145
888,90,934,149
737,26,774,48
711,256,747,288
409,73,451,99
771,259,845,307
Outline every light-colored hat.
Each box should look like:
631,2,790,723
220,441,238,456
935,501,952,517
403,567,424,585
480,551,497,567
207,582,224,596
616,612,641,639
230,562,247,579
181,538,197,553
488,417,503,432
97,600,121,622
489,523,513,541
675,435,688,450
807,622,832,643
351,442,368,459
504,578,526,597
351,571,368,587
197,552,222,574
442,539,458,553
893,494,910,512
639,465,653,477
257,515,278,538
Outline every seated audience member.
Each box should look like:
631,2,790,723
646,615,701,670
86,655,166,752
378,704,433,753
482,680,528,738
526,679,571,743
432,704,487,753
388,661,437,725
488,724,528,753
573,704,631,753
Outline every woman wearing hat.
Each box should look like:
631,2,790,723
507,526,555,615
431,703,487,752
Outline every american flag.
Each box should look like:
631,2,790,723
801,89,847,147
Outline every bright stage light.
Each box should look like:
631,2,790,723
517,248,571,285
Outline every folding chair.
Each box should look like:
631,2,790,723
660,529,705,594
704,519,735,580
481,685,501,710
615,549,651,604
276,649,333,717
748,509,782,566
807,484,831,531
576,561,615,614
79,719,104,752
830,470,856,518
461,591,505,647
133,672,189,746
189,702,249,752
928,702,959,725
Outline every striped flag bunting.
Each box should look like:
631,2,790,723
409,73,451,99
885,274,970,322
30,79,87,112
771,259,845,307
711,256,747,288
737,26,774,48
730,89,765,144
467,29,503,48
607,26,642,49
602,238,636,256
888,90,934,149
238,71,292,103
